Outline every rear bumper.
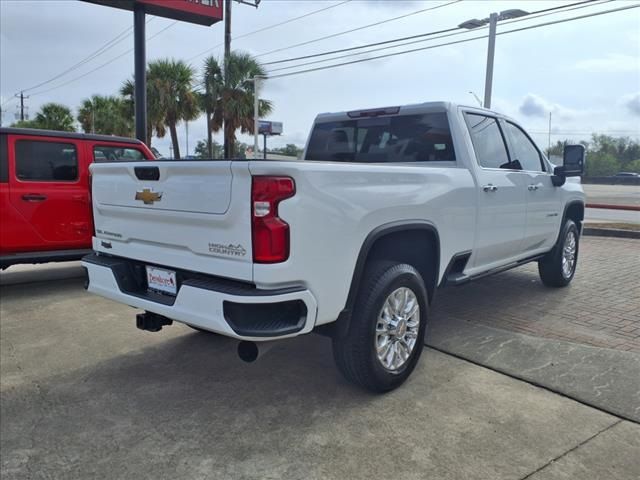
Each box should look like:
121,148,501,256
82,254,317,341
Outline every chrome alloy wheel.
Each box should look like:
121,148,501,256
562,230,577,278
375,287,420,373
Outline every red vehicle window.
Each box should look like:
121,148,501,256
93,145,146,162
15,140,78,182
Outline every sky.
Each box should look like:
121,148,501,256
1,0,639,157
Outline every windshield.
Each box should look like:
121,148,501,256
305,112,455,163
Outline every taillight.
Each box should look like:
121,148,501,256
252,176,296,263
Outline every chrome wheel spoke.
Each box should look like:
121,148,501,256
375,287,421,373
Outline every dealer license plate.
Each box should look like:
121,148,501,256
146,266,177,296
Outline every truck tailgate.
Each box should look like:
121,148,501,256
90,161,254,281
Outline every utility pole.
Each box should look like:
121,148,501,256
223,0,232,159
253,76,261,160
186,120,189,157
15,92,29,121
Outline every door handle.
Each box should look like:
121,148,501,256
21,194,47,202
482,184,498,192
528,184,540,191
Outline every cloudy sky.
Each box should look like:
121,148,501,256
1,0,639,156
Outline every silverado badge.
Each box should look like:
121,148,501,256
135,188,163,205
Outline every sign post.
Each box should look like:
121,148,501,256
258,121,283,160
133,3,146,142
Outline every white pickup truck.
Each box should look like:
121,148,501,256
83,102,586,392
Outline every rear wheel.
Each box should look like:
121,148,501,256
538,219,580,287
332,262,428,392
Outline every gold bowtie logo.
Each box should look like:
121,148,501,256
135,188,163,205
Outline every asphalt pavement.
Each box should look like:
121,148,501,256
1,261,639,479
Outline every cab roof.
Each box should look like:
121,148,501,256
0,127,143,145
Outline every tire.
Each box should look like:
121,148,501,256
538,219,580,288
332,262,428,393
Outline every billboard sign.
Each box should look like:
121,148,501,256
258,121,283,136
82,0,223,26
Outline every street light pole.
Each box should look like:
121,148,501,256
459,9,529,109
484,13,498,109
253,76,261,160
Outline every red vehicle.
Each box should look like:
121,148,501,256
0,128,155,269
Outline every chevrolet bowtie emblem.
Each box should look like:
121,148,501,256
135,188,163,204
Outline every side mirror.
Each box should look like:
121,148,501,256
555,144,585,177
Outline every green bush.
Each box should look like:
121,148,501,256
585,152,620,176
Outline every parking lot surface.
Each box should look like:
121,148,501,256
433,237,640,353
1,235,639,479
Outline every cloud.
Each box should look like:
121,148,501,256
621,93,640,116
519,94,549,118
574,53,640,73
518,94,578,120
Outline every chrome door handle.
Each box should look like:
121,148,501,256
528,184,539,191
483,184,498,192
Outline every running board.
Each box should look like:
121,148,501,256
444,253,546,287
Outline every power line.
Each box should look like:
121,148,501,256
29,20,178,97
266,3,639,80
185,0,353,62
255,0,463,59
263,0,605,68
21,17,155,94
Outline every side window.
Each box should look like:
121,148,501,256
94,146,145,162
15,140,78,182
0,134,7,183
504,122,545,172
464,113,511,169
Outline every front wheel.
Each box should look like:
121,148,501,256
332,262,428,393
538,219,580,287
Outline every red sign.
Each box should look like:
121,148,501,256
82,0,223,26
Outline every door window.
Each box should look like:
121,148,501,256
93,146,145,162
504,122,545,172
464,113,512,169
15,140,78,181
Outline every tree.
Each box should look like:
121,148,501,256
204,52,272,158
12,103,75,131
78,95,133,137
145,59,199,159
120,78,166,147
200,57,223,158
272,144,302,158
585,152,620,177
194,139,222,159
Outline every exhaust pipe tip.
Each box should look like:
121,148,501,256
237,341,259,363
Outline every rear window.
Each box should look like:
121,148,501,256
94,146,145,162
15,140,78,181
305,112,456,163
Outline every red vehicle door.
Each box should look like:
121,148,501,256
6,134,92,252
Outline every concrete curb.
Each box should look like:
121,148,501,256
583,227,640,239
586,203,640,211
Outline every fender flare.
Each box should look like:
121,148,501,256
330,220,440,338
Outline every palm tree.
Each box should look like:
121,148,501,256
78,95,133,137
120,79,165,147
28,103,75,132
205,52,272,158
200,56,223,158
147,59,199,159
